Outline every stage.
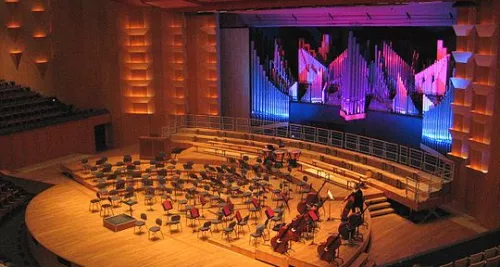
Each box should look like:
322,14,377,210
26,149,374,267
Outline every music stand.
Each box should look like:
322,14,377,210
308,210,320,245
222,204,232,227
326,190,335,221
199,195,207,218
162,200,173,216
189,207,201,230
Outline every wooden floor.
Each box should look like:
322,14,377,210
20,145,488,267
25,148,372,267
369,213,479,265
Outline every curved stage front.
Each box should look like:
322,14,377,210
25,150,372,267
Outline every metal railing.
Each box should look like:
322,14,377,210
162,114,454,182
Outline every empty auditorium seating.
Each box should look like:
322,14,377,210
438,246,499,267
0,79,108,135
0,176,31,222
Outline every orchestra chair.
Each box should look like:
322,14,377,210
115,179,126,192
249,198,262,222
271,222,285,235
134,213,147,234
249,224,266,246
108,190,121,207
222,221,237,242
148,218,164,240
211,215,223,232
453,257,468,267
484,247,498,259
270,210,284,229
178,194,189,211
486,255,500,267
88,193,101,212
470,252,485,265
469,260,486,267
157,176,167,193
144,187,156,211
166,214,182,232
186,207,201,227
198,221,213,239
99,197,114,217
123,191,138,216
237,215,250,235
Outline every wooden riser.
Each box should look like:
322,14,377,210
371,208,395,217
368,202,392,211
365,197,387,205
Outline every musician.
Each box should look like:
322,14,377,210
352,182,365,213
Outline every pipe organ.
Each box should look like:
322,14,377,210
251,41,291,120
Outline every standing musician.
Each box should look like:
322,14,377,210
339,183,366,242
352,182,365,213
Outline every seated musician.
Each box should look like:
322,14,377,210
266,144,276,151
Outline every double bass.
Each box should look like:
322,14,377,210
297,180,327,214
287,213,308,241
270,223,293,254
317,233,342,263
339,205,368,240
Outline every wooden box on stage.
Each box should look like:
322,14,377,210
103,214,137,232
139,136,172,160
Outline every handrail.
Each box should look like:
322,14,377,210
162,114,454,182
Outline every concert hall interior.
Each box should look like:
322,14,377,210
1,0,500,266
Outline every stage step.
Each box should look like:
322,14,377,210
350,252,369,267
371,207,395,217
368,202,391,211
365,196,387,205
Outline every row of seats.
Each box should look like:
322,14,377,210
439,246,500,267
0,177,32,223
0,79,108,135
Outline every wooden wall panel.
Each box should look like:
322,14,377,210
220,28,250,118
0,114,111,170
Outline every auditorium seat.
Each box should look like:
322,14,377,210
0,79,108,135
486,255,500,267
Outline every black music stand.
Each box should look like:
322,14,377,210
199,195,207,218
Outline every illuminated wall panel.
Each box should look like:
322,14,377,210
121,11,155,114
448,3,498,174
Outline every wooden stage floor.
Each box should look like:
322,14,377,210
25,149,373,267
21,146,485,267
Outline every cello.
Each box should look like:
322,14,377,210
317,233,342,263
339,205,368,240
270,223,292,254
297,180,327,214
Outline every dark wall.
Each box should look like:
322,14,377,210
290,102,422,148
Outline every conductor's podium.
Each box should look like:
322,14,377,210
139,136,171,160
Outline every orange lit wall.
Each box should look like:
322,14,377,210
449,0,500,229
162,13,188,115
0,0,176,147
0,0,54,95
121,10,155,115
